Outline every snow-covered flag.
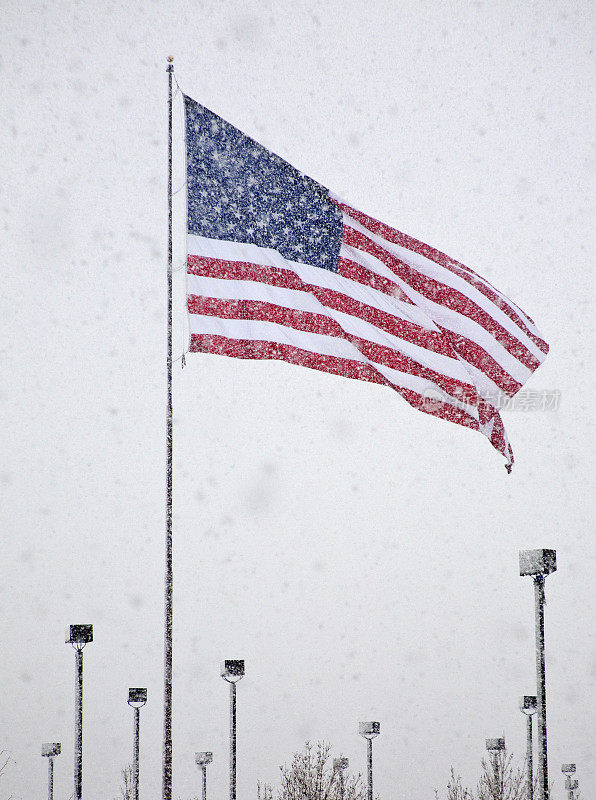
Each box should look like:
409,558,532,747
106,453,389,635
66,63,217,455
184,94,549,469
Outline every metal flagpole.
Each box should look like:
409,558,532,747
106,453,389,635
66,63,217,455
163,54,174,800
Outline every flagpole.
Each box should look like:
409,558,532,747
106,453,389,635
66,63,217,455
163,54,174,800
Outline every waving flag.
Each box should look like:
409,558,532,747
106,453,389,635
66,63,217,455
184,94,548,469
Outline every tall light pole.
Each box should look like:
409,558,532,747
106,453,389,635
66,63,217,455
128,688,147,800
333,757,349,800
221,660,244,800
359,722,380,800
561,765,577,800
486,738,506,797
66,624,93,800
520,695,537,800
195,752,213,800
520,549,557,800
41,743,61,800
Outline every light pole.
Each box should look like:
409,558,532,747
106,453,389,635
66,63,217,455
195,752,213,800
520,696,537,800
359,722,380,800
520,549,556,800
128,688,147,800
221,660,244,800
66,624,93,800
561,765,577,800
333,757,349,800
41,743,61,800
486,738,506,798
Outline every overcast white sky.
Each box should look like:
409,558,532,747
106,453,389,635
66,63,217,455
1,1,594,798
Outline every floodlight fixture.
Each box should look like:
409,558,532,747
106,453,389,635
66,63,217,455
65,624,93,649
519,549,557,576
42,743,61,758
486,738,505,753
520,695,537,715
196,752,213,800
359,721,380,739
221,660,245,683
561,764,576,775
333,757,349,771
128,687,148,708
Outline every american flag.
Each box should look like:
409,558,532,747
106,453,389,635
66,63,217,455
184,95,548,470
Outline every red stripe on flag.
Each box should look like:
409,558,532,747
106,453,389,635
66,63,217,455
336,255,521,394
337,255,414,302
343,226,542,373
189,332,480,431
188,294,481,405
335,199,548,355
188,254,522,396
189,255,466,361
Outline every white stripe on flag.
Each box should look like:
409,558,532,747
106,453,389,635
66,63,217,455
187,273,475,385
188,233,440,331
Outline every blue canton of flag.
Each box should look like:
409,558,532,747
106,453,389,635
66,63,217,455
185,96,343,272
